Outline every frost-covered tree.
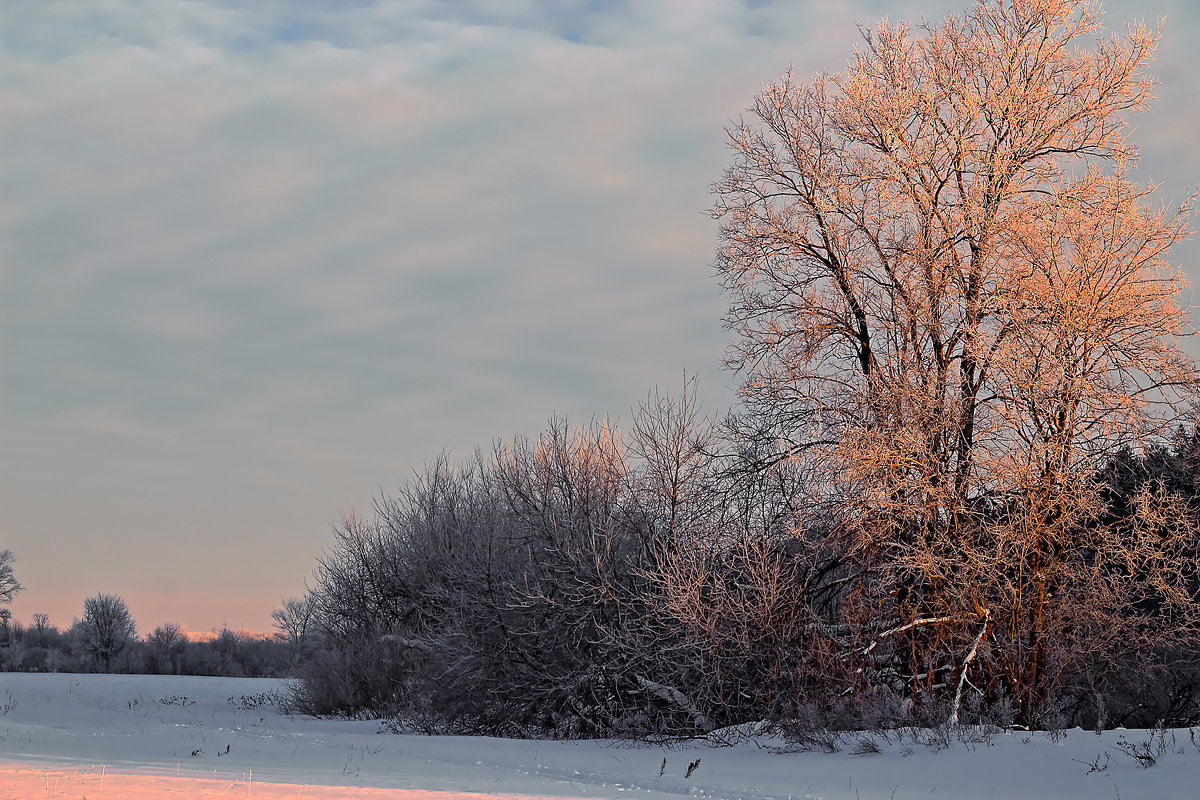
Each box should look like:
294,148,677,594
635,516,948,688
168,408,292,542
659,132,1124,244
713,0,1197,723
145,622,186,674
272,596,315,651
29,613,52,647
76,593,137,672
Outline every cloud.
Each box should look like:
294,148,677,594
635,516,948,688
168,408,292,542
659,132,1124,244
2,0,1196,634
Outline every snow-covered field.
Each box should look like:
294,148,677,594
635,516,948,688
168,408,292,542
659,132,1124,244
0,673,1196,799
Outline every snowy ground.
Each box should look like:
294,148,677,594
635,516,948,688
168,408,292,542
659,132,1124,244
0,673,1196,799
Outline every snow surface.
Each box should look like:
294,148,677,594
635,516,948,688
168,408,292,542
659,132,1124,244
0,673,1196,799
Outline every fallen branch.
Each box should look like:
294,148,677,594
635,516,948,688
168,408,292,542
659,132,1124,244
634,675,714,733
949,610,990,725
850,614,967,673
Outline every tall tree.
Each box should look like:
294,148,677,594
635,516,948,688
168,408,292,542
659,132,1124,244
713,0,1196,722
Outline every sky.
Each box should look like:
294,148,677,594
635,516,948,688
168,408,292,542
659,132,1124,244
2,0,1198,636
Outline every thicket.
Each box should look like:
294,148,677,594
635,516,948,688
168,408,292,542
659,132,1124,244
292,399,1200,736
293,387,833,735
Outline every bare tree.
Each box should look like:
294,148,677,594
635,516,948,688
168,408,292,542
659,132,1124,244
713,0,1196,723
145,622,186,674
148,622,184,649
77,593,137,672
626,375,718,553
30,613,52,647
272,595,317,668
0,549,21,605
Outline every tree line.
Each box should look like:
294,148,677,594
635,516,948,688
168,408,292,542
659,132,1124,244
0,578,295,678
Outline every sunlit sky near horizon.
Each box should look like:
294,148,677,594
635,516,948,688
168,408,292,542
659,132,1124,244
3,0,1198,636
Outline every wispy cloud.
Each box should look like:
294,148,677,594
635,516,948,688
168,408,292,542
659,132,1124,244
2,0,1195,633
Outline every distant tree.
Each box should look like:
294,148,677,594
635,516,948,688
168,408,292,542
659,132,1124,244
0,550,21,605
146,623,186,674
272,595,316,664
30,613,53,648
77,593,137,672
148,622,184,649
211,627,246,676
